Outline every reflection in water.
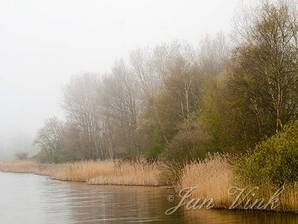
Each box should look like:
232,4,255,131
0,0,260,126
65,183,183,223
0,172,297,224
183,209,298,224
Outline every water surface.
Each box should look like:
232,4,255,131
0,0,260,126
0,172,297,224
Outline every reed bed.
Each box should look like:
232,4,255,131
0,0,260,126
256,183,298,212
88,162,161,186
1,156,297,212
179,154,298,212
50,161,116,182
179,154,234,208
279,183,298,212
0,160,41,173
0,160,163,186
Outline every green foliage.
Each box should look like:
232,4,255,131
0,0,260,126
159,121,215,184
52,151,66,163
145,142,163,160
237,121,298,186
162,123,213,162
198,76,236,152
225,2,298,149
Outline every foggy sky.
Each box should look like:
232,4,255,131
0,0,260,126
0,0,255,158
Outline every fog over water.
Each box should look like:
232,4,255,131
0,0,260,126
0,0,258,159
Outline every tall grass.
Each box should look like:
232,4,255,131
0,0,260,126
87,161,161,186
0,161,41,173
0,160,163,186
279,183,298,212
179,154,298,212
179,154,234,208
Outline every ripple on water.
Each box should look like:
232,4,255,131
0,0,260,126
0,172,297,224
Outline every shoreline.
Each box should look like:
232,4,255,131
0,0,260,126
0,160,297,214
0,170,171,188
0,160,165,187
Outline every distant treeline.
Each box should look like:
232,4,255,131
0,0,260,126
33,1,298,163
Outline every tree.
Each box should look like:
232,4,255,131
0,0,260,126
226,1,298,148
63,74,103,160
34,117,64,163
15,152,28,160
198,33,230,77
138,42,204,159
100,61,140,158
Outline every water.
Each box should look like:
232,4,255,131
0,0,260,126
0,172,297,224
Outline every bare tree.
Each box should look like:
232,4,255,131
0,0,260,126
15,152,28,160
63,74,103,160
34,117,64,163
100,61,140,158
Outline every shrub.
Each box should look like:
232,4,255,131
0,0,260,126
237,121,298,186
162,124,213,162
160,123,214,184
144,142,163,161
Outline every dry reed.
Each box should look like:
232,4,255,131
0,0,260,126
88,161,161,186
179,154,234,208
179,154,298,212
0,160,163,186
0,160,41,173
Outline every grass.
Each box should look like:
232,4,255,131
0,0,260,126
179,154,234,208
0,160,41,173
178,154,298,212
0,160,163,186
87,161,161,186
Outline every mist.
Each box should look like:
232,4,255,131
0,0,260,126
0,0,258,159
